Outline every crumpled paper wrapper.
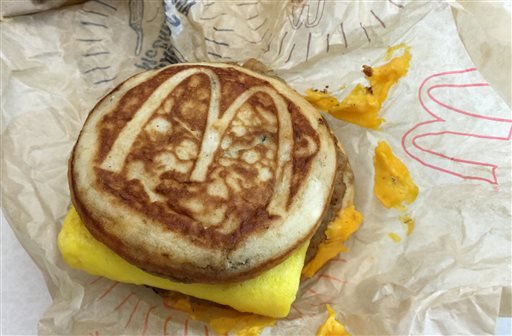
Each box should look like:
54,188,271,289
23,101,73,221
1,1,511,335
0,0,86,18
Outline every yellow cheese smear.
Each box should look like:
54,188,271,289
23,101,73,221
166,292,275,336
373,141,418,210
373,141,419,242
302,205,363,278
316,304,351,336
400,213,415,236
305,44,411,129
388,233,402,243
58,207,308,318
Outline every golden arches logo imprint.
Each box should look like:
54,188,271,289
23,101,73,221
100,67,295,217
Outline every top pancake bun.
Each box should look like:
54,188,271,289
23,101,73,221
69,62,349,284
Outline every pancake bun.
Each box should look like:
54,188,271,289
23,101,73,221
70,63,340,283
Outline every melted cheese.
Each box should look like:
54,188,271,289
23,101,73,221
305,44,411,129
302,205,363,278
58,206,307,318
400,213,415,236
373,141,418,210
165,293,275,336
373,141,419,241
388,233,402,243
316,304,351,336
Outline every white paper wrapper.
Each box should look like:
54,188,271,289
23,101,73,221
1,1,510,335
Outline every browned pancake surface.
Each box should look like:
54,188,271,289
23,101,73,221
70,63,338,283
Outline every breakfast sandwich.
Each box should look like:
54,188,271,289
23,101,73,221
58,62,360,318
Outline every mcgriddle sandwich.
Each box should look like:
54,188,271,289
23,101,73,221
58,62,359,318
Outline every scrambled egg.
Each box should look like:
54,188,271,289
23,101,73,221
316,304,351,336
302,205,363,278
373,141,418,210
165,293,275,336
58,207,308,318
304,44,411,129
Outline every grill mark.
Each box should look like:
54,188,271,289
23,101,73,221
95,68,178,163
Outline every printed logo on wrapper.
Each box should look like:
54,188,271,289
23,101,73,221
84,277,209,336
84,267,350,336
132,0,193,69
86,277,283,335
167,0,405,65
75,0,192,88
402,68,512,185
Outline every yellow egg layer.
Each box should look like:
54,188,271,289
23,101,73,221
58,206,308,318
